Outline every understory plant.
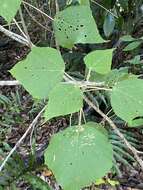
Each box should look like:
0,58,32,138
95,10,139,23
0,0,143,190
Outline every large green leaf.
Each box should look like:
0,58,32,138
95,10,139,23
111,79,143,126
44,84,83,120
53,5,104,48
0,0,21,23
84,49,114,74
45,122,113,190
10,47,65,99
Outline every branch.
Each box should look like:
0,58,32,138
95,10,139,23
0,80,109,90
83,95,143,171
0,80,20,86
0,24,30,47
0,106,46,172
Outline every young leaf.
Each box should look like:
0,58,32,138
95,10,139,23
44,84,83,121
84,49,114,74
78,0,90,5
23,174,51,190
0,0,22,23
103,13,115,37
53,5,104,48
123,41,141,51
10,47,65,99
125,55,141,65
45,122,113,190
111,78,143,126
120,35,135,42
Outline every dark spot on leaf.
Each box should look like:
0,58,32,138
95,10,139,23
65,29,67,31
76,28,79,31
58,28,61,31
82,151,84,155
24,67,27,69
70,163,72,165
80,24,84,27
84,35,87,38
66,36,69,39
69,25,73,28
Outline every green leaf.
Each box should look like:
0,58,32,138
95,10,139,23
53,5,104,48
0,0,21,23
125,55,141,65
45,122,113,190
84,49,114,74
120,35,136,42
78,0,90,5
129,118,143,127
66,0,89,5
118,0,128,9
44,84,83,120
111,79,143,126
23,174,51,190
103,14,115,37
123,41,141,51
10,47,65,99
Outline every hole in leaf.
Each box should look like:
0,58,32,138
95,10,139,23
133,116,143,120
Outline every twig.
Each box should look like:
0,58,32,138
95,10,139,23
0,80,20,86
83,95,143,171
22,1,54,21
13,18,27,39
91,0,118,19
19,7,33,47
0,106,46,172
23,3,52,32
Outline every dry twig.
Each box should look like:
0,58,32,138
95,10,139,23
0,106,46,172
